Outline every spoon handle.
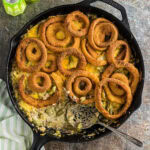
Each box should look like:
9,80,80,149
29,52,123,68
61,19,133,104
98,121,143,147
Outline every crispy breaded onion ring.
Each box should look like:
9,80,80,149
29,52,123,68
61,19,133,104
102,61,140,95
66,70,99,104
16,38,47,73
65,11,90,37
25,43,42,62
95,78,132,119
102,72,127,104
28,72,52,93
109,73,129,96
73,77,92,96
19,75,60,108
42,54,57,73
107,40,131,66
81,39,107,66
40,16,80,52
57,48,87,76
88,18,118,51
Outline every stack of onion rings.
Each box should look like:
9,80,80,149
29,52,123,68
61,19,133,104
19,73,61,108
81,39,107,66
66,70,99,104
28,72,52,93
107,40,131,66
95,78,132,119
16,38,47,72
88,18,118,51
65,11,90,37
57,48,87,76
40,16,80,52
102,61,140,95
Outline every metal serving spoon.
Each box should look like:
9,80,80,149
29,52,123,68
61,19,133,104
66,104,143,147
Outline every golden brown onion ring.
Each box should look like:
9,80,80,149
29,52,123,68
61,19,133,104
19,75,60,108
57,48,87,76
107,40,131,66
65,11,90,37
103,84,125,104
66,70,99,104
102,61,140,95
95,78,132,119
46,22,71,47
28,72,52,93
16,38,47,73
42,54,57,73
87,43,98,59
88,18,118,51
109,73,129,96
81,39,107,66
73,77,92,96
40,16,80,52
25,43,41,62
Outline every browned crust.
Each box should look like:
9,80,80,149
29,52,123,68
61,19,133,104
66,70,99,104
88,18,118,51
95,78,132,119
102,61,140,95
40,16,80,52
81,39,107,66
65,11,90,37
107,40,131,66
16,38,47,73
28,72,52,93
42,54,57,73
57,48,87,76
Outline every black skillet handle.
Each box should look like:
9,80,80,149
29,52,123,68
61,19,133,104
78,0,130,30
30,131,52,150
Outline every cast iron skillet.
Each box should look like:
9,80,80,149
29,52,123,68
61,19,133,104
0,0,145,149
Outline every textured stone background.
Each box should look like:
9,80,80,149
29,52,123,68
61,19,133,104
0,0,150,150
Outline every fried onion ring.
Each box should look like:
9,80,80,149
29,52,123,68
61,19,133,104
103,83,125,104
16,38,47,72
102,61,140,95
88,18,118,51
73,77,92,96
57,48,87,76
65,11,90,37
25,43,42,62
66,70,99,104
42,54,57,73
109,73,129,96
19,75,60,108
107,40,131,66
81,39,107,66
40,16,80,52
95,78,132,119
28,72,52,93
